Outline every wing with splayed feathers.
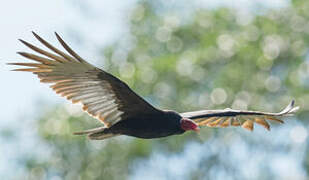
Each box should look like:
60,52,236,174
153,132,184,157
181,100,299,131
8,32,161,128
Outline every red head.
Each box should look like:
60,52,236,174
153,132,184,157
180,118,200,132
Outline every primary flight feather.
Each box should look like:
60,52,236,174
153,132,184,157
8,32,299,140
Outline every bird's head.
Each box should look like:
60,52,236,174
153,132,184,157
180,118,200,132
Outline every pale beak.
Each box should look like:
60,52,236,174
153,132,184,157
194,126,200,133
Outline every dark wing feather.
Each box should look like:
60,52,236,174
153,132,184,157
181,100,299,131
9,32,161,128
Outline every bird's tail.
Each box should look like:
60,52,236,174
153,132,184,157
73,127,119,140
88,132,120,140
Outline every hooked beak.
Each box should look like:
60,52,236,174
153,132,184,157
180,118,201,132
194,126,200,133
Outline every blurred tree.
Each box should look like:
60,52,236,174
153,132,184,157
14,0,309,179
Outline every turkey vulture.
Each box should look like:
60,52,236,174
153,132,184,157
8,32,299,140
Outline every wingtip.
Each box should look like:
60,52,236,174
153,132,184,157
32,31,40,39
18,39,32,47
18,39,25,43
54,32,65,43
288,99,299,114
54,32,64,44
16,51,27,57
7,65,21,71
291,99,295,106
6,63,21,67
10,69,28,72
54,32,61,39
6,62,19,71
290,106,300,114
278,99,299,115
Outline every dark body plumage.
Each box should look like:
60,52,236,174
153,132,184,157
104,111,185,139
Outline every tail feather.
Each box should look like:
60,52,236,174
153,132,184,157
278,100,299,115
88,132,119,140
73,126,119,140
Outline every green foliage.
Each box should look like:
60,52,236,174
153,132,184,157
14,1,309,179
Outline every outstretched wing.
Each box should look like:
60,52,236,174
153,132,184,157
181,100,299,131
8,32,162,128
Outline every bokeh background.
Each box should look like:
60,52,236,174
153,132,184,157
1,0,309,179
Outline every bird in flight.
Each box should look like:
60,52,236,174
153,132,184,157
8,32,299,140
